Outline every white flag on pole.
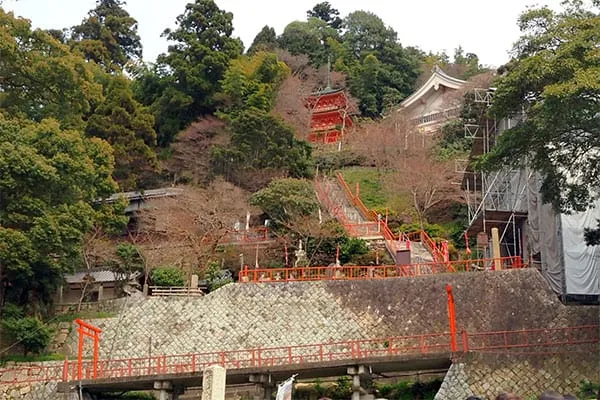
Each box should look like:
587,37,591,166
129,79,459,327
275,375,296,400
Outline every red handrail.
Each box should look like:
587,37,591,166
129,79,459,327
238,256,525,283
0,325,596,385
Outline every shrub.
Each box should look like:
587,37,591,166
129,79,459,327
1,316,51,355
150,266,185,287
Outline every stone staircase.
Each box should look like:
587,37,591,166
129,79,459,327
316,177,434,263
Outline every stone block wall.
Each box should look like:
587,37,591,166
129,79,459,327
66,269,597,359
435,351,600,399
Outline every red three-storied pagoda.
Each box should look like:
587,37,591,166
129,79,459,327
305,86,353,144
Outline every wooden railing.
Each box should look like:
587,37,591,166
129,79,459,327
148,286,205,297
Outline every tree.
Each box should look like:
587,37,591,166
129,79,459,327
249,178,319,225
0,9,103,128
0,115,121,311
342,11,396,59
307,2,342,30
342,11,422,116
481,1,600,213
247,25,278,55
135,182,251,275
220,51,290,115
278,18,338,66
85,75,158,190
70,0,142,72
211,108,313,186
140,0,243,145
1,314,52,355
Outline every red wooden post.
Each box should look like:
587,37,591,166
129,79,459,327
62,358,69,382
446,285,458,352
77,326,84,380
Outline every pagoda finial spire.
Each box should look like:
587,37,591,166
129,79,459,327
326,54,331,89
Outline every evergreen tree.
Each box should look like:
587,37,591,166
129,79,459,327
247,25,277,55
71,0,142,72
86,75,158,189
137,0,243,146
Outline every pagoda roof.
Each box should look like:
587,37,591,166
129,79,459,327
398,66,466,110
310,86,345,96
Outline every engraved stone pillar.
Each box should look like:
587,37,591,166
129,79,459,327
202,365,226,400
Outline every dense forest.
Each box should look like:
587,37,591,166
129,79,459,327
0,0,598,355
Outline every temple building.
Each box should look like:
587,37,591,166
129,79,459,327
397,65,466,133
305,86,353,144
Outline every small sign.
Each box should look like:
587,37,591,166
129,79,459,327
476,232,489,248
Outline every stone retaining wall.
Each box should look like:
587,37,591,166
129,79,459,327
435,351,600,399
66,269,597,359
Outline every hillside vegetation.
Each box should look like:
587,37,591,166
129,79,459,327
0,0,597,357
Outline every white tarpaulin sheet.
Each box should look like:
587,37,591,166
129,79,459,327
561,200,600,295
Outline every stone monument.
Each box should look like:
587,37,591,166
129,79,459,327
202,365,226,400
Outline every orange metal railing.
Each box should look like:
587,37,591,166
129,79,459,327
1,325,597,385
238,256,525,283
334,172,442,261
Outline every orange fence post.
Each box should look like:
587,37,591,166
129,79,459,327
446,285,457,352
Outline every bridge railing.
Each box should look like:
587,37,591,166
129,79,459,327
0,325,597,385
238,256,524,283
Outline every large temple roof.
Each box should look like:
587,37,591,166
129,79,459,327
398,65,466,110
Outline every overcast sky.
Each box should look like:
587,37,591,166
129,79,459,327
3,0,567,67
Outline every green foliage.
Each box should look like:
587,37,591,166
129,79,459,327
150,266,185,287
481,1,600,213
375,379,441,400
220,52,290,115
247,26,278,55
307,2,342,30
340,168,388,209
0,115,120,310
0,353,65,365
85,74,158,189
341,11,421,117
204,261,233,291
578,379,600,398
314,150,364,172
211,108,313,182
1,316,52,355
250,178,319,224
399,222,449,240
340,237,369,263
278,18,339,66
70,0,142,72
135,0,243,146
0,9,103,128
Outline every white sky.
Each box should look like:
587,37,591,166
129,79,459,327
3,0,566,67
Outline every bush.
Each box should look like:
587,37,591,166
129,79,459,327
150,266,185,287
204,262,233,291
1,316,51,355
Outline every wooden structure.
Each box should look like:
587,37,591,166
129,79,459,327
397,65,466,133
305,87,353,144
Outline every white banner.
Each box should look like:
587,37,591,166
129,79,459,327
275,376,296,400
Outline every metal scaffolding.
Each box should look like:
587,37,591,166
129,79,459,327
461,89,530,259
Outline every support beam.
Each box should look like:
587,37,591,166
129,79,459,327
491,227,501,270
